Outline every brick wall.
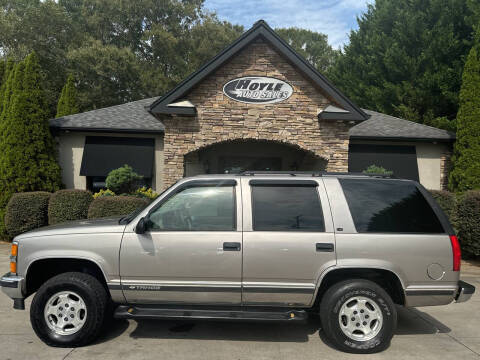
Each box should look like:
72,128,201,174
159,38,355,188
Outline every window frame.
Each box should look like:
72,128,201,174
145,179,238,232
339,178,452,235
249,180,326,232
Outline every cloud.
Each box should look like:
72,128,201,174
204,0,372,48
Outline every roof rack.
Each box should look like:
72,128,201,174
238,171,395,178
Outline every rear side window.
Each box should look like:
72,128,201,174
251,185,325,231
339,179,444,233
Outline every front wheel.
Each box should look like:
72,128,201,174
319,279,397,353
30,272,108,347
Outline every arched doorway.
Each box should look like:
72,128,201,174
184,139,328,176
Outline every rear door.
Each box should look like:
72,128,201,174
240,177,336,307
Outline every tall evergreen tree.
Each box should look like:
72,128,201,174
329,0,475,129
0,61,5,88
0,59,15,120
56,74,79,117
0,53,62,237
449,42,480,191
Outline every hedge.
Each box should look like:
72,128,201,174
456,191,480,257
5,192,51,238
48,189,93,225
88,196,149,219
430,190,457,226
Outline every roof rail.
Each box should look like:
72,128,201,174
238,171,395,178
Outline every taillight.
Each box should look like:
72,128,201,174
450,235,461,272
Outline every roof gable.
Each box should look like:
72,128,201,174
149,20,368,122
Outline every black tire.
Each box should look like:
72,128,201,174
319,279,397,353
30,272,108,347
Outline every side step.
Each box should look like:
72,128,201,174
114,305,308,322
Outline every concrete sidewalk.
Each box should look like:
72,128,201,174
0,242,478,360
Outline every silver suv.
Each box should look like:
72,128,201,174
1,172,475,353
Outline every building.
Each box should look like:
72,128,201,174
50,21,455,193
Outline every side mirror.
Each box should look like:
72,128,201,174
135,217,146,234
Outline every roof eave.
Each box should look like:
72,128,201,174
319,112,366,121
349,135,455,142
50,126,165,134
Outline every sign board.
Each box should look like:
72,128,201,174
223,76,293,104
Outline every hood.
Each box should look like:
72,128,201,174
15,217,126,240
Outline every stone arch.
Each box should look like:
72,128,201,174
170,137,329,181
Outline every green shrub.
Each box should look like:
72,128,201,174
5,192,51,238
430,190,457,225
48,189,93,225
106,165,143,194
456,191,480,257
363,164,393,176
88,196,149,219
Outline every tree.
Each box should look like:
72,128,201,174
67,39,143,110
329,0,475,128
56,74,79,117
0,53,62,237
448,45,480,191
276,27,338,73
0,0,79,116
0,59,15,120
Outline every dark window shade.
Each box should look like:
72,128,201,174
348,144,419,181
251,186,325,231
80,136,154,177
340,179,444,233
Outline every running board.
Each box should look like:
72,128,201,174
114,305,307,322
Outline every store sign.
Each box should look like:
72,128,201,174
223,76,293,104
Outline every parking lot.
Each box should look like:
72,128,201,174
0,242,478,360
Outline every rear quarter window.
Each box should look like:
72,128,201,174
339,179,444,233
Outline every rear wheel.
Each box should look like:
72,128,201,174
30,272,108,347
319,279,397,353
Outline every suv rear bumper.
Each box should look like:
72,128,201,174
0,272,25,309
455,280,475,303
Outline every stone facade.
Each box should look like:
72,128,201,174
158,38,355,188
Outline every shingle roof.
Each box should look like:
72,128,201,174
50,97,165,133
349,109,455,141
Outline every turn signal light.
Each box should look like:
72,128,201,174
450,235,461,272
9,261,16,274
11,243,18,257
10,242,18,275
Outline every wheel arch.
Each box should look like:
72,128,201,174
314,267,406,307
25,257,109,297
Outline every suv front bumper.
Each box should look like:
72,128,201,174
0,272,25,309
455,280,475,303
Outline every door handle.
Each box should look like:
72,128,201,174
223,242,241,251
316,243,334,252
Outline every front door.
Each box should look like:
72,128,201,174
120,179,242,304
240,178,336,307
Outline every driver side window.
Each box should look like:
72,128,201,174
147,185,236,231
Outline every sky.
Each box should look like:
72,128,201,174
203,0,373,49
